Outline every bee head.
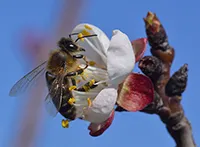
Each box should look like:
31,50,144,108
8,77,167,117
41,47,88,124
58,37,85,53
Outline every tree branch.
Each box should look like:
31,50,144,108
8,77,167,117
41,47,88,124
117,12,196,147
141,12,196,147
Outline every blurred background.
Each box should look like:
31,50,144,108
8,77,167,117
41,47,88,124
0,0,199,147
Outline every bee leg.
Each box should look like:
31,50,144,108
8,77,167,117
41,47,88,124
71,78,76,86
68,78,78,91
66,68,84,77
76,79,98,92
69,33,79,38
82,56,89,69
73,55,89,70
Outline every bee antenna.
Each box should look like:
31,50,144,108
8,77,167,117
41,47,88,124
75,34,97,42
69,33,79,38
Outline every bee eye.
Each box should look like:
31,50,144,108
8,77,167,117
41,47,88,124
69,44,75,48
67,42,78,51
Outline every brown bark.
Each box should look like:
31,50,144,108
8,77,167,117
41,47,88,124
140,12,196,147
117,12,196,147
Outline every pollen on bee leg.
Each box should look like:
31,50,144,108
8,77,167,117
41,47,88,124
61,119,69,128
83,85,89,92
87,98,92,107
84,25,93,30
89,79,95,86
78,33,84,41
68,97,76,105
69,86,77,91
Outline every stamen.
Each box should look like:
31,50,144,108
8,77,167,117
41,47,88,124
84,25,93,30
87,98,92,107
89,61,96,66
69,86,77,91
81,29,91,36
68,97,76,105
77,33,84,41
61,119,69,128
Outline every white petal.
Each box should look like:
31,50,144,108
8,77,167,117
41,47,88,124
71,23,110,66
107,30,135,86
83,88,117,123
72,90,99,118
75,65,109,90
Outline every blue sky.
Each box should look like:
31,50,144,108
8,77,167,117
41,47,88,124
0,0,199,147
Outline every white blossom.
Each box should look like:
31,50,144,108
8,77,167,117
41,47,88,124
70,24,135,123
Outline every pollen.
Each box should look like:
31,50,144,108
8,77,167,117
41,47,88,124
87,98,92,107
83,85,89,92
84,24,93,30
61,119,69,128
89,79,95,86
68,97,76,105
69,86,77,91
81,29,91,36
89,61,96,66
78,33,84,41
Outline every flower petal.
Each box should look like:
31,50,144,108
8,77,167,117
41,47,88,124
71,23,110,65
107,30,135,86
83,88,117,123
117,73,154,111
132,38,147,62
88,110,114,137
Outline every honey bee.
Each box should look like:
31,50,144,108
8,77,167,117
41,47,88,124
9,33,98,121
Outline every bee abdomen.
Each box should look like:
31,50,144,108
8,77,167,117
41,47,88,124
60,94,77,120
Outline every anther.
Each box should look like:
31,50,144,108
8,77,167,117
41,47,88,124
78,33,84,41
84,25,93,30
68,97,76,105
89,61,96,66
87,98,92,107
69,86,77,91
81,29,91,36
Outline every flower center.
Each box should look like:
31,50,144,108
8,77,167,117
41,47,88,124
62,65,109,128
70,65,109,119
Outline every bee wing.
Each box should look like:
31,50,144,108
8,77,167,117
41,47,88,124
44,75,64,117
9,61,47,97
